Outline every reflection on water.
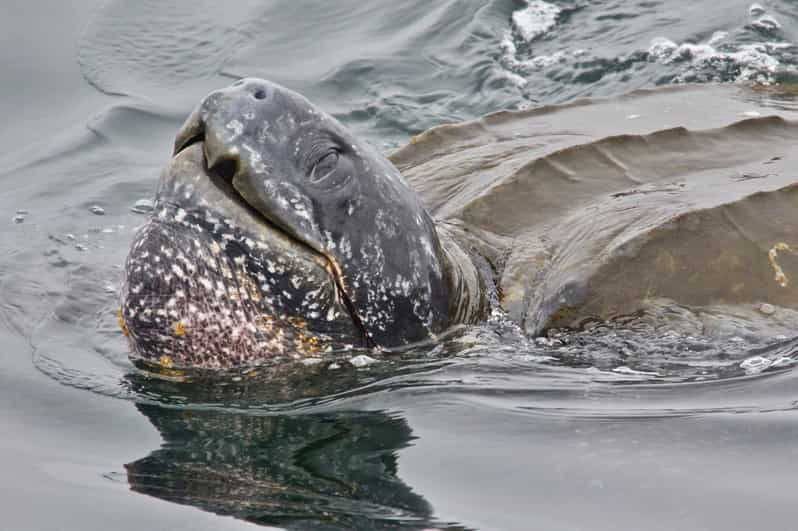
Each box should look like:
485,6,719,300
127,404,455,530
121,337,798,530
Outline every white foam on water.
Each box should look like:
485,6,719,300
525,51,568,70
647,34,790,84
648,35,786,82
499,68,529,87
500,33,517,56
511,0,561,43
740,356,772,375
499,0,563,76
648,37,679,60
499,2,794,88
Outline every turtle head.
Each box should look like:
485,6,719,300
121,79,460,368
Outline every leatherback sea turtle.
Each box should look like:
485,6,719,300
120,79,798,369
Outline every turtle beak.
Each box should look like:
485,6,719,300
173,106,204,156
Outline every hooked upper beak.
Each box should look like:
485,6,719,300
173,106,204,156
173,103,245,182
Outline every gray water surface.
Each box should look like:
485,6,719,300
3,1,798,530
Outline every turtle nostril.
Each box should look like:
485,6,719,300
209,157,238,182
253,89,267,100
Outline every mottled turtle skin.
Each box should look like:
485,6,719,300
121,81,798,369
120,78,486,369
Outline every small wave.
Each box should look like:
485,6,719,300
78,0,263,102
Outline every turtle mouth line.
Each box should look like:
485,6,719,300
174,130,205,157
172,133,372,347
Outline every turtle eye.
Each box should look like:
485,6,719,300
309,150,339,184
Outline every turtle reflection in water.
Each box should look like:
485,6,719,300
122,360,467,529
120,80,798,370
127,403,453,530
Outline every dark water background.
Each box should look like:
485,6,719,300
3,1,798,529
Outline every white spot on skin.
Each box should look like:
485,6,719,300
339,237,352,260
171,263,185,278
226,119,244,139
292,199,313,224
326,307,338,321
242,143,268,174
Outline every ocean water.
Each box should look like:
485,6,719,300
3,1,798,530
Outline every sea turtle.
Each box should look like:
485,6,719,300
120,79,798,369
